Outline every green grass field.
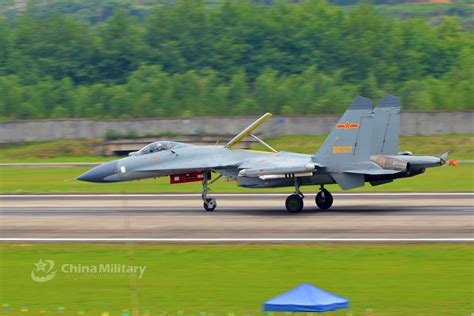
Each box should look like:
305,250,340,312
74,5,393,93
0,164,472,193
0,244,472,315
0,139,105,163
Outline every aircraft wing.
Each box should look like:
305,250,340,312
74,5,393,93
331,162,402,190
342,161,401,175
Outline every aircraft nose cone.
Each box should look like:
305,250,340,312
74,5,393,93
77,161,118,183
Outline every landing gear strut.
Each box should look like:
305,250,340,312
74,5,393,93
315,185,333,210
202,172,217,211
285,178,304,213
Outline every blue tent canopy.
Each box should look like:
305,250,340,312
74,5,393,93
263,283,349,312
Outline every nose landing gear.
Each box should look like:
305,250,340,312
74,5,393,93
315,185,333,210
202,172,218,211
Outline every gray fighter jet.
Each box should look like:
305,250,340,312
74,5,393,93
77,94,456,213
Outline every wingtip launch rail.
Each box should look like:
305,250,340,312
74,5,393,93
226,112,272,149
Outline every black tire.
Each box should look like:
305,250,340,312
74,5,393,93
203,198,217,211
285,194,304,213
315,189,333,210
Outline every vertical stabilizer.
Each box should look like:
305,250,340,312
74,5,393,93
314,96,374,170
372,94,400,155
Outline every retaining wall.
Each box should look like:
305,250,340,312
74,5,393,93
0,111,472,142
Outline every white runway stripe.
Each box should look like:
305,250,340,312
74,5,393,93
1,192,473,198
1,238,473,242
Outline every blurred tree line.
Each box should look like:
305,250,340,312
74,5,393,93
0,0,472,120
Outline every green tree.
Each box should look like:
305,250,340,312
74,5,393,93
0,18,10,73
0,1,472,120
97,9,145,83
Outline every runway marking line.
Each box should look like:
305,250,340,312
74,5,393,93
1,193,473,198
1,238,473,242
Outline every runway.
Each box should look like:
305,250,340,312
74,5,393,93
1,193,473,240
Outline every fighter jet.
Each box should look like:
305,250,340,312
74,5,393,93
77,94,456,213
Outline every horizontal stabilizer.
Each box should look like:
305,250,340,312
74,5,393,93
344,169,401,175
370,179,393,186
331,173,365,190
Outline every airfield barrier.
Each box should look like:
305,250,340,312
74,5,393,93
0,111,472,143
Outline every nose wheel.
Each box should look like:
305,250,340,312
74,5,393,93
203,198,217,212
202,172,218,211
315,186,333,210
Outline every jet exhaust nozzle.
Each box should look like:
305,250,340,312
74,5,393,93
370,155,409,172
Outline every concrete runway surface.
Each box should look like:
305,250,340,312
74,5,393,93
0,193,473,240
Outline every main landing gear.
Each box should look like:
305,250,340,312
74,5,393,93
315,185,333,210
285,181,334,213
202,172,334,213
202,172,221,212
285,178,304,213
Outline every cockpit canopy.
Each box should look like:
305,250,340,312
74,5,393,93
129,141,191,156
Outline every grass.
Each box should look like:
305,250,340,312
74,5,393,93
0,243,472,315
0,164,472,193
0,139,107,163
0,135,473,163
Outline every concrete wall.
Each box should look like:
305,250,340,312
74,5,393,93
0,111,472,143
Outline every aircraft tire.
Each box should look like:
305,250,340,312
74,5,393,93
315,189,333,210
285,194,304,213
203,198,217,211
